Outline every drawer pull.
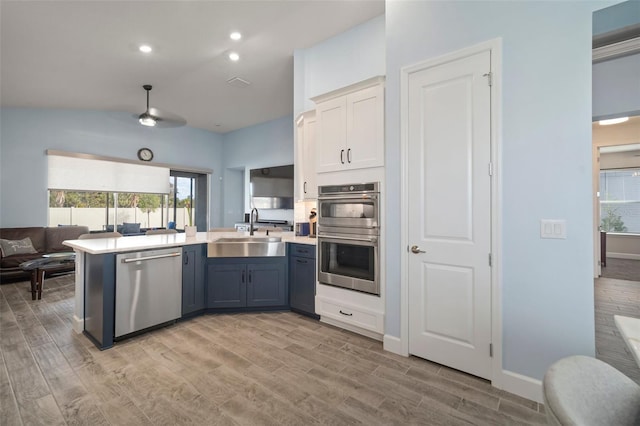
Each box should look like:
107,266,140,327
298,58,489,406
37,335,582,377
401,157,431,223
339,310,353,316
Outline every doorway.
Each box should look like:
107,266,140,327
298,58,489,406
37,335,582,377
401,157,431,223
592,116,640,384
400,39,501,382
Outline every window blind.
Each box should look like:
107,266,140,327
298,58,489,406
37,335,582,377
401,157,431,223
48,154,170,194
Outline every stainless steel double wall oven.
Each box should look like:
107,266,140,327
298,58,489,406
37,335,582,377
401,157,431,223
317,182,380,295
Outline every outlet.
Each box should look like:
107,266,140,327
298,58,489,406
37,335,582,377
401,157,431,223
540,220,567,239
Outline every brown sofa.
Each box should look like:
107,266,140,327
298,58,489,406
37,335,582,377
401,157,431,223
0,226,89,282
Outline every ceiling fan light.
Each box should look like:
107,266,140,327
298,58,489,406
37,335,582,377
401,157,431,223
139,114,157,127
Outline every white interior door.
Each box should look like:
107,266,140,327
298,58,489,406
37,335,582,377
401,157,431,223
407,49,493,379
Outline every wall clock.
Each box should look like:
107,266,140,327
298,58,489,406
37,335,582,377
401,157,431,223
137,148,154,162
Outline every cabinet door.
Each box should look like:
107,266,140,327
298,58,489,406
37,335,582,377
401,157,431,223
246,262,287,307
346,84,384,170
316,96,347,173
207,263,246,308
303,115,318,199
295,116,306,201
182,245,205,315
289,255,316,315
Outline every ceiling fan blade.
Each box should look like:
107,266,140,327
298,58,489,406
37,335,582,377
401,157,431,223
136,85,187,128
148,107,187,128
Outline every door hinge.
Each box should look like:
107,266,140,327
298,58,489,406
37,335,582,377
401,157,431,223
483,72,493,86
490,343,493,357
488,162,493,176
488,253,492,267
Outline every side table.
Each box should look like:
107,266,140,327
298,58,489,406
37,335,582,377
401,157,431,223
19,253,76,300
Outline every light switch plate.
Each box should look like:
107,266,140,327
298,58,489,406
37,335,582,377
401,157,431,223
540,219,567,239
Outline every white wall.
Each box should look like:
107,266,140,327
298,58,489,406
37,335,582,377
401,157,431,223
607,234,640,259
385,0,616,383
0,108,224,228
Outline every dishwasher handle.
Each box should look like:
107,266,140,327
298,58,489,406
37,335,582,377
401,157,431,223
121,252,181,263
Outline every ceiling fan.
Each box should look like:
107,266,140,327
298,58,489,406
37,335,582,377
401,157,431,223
137,84,187,128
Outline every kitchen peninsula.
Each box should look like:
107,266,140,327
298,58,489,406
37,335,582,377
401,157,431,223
64,232,316,349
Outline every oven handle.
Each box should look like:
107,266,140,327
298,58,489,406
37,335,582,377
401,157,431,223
318,194,378,201
319,234,378,243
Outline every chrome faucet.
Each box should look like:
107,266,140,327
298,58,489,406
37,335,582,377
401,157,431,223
249,208,259,236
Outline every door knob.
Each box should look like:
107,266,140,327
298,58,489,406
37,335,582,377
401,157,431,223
410,245,425,254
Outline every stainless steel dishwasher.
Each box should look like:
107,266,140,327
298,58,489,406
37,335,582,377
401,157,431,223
115,248,182,338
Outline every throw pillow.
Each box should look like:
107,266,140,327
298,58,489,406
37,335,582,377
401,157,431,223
0,237,38,257
122,222,141,235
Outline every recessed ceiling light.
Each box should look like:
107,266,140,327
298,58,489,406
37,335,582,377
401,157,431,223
230,32,242,41
228,52,240,61
599,117,629,126
139,45,152,53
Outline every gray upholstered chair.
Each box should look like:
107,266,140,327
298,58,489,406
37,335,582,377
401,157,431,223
145,229,177,235
543,355,640,425
78,232,122,239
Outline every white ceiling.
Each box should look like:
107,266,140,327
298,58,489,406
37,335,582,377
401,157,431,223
0,1,384,133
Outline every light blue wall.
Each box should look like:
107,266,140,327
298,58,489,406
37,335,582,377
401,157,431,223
593,53,640,119
592,1,640,119
221,115,294,224
386,0,616,380
0,108,224,228
593,0,640,35
294,15,385,115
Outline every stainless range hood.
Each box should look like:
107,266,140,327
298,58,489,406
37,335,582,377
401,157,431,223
250,165,294,209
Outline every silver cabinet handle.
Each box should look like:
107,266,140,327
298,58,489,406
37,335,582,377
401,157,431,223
340,149,345,164
347,148,351,163
339,310,353,316
122,252,181,263
304,181,307,194
410,245,425,254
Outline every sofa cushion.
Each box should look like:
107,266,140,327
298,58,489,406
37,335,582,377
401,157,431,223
45,226,89,252
0,227,46,255
122,222,141,235
0,237,38,257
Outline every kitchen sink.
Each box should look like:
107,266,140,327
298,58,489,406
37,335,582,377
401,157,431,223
208,236,285,257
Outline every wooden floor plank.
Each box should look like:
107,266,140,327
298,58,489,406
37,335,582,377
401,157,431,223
0,275,550,425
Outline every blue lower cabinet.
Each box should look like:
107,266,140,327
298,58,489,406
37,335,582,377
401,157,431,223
207,263,246,308
246,263,286,307
288,243,318,318
182,244,205,315
207,257,287,309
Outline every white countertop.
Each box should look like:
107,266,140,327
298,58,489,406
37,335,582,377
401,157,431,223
63,231,316,255
614,315,640,368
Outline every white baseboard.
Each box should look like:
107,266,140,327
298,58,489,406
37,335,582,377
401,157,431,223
72,315,84,334
320,317,383,341
607,252,640,261
497,370,543,403
383,334,407,356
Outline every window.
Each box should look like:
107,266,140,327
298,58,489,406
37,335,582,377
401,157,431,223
600,168,640,234
49,190,168,231
169,171,207,230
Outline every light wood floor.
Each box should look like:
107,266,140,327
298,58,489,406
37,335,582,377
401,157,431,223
594,276,640,384
0,274,548,425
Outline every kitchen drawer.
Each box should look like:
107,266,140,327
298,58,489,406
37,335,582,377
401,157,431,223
316,296,383,334
289,243,316,259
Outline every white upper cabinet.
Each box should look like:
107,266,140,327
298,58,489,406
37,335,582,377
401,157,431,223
295,110,317,200
312,77,384,174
